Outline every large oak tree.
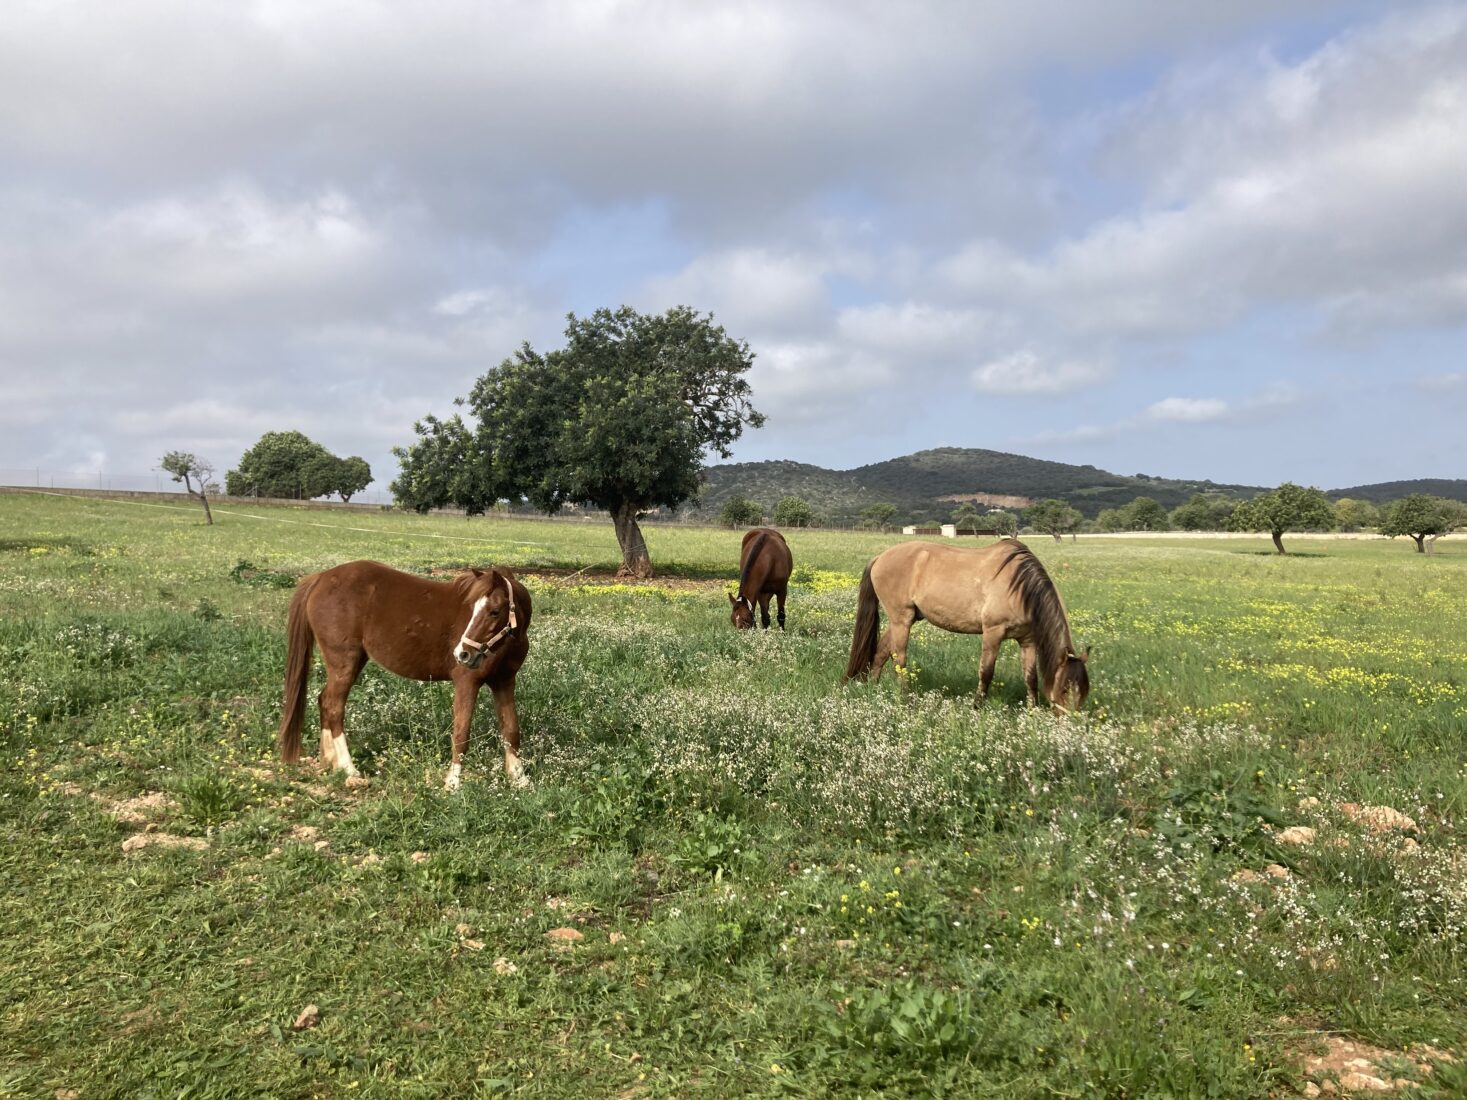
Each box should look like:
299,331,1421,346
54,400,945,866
393,306,763,576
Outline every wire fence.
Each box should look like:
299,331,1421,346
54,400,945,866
0,468,396,505
0,469,882,530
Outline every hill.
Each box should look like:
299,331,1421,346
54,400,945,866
696,447,1266,523
1328,479,1467,506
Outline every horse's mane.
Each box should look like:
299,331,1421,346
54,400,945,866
995,541,1073,680
737,533,768,596
452,568,494,598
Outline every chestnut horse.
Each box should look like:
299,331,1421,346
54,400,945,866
729,527,793,630
277,560,532,790
843,539,1089,711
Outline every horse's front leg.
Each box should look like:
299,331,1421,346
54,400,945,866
444,676,478,791
1020,641,1040,707
977,631,1003,705
491,677,528,788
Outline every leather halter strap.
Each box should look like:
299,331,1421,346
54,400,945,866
458,575,519,654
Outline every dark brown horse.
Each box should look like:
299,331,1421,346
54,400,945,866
844,539,1088,711
277,560,532,790
730,527,793,629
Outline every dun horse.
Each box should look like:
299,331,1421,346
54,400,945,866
844,540,1089,711
730,527,793,629
277,560,532,790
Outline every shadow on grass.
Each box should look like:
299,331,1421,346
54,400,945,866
0,536,93,554
1231,549,1330,558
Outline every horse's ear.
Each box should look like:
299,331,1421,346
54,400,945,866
1082,645,1091,662
728,591,737,604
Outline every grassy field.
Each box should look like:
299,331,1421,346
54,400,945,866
3,491,1466,1098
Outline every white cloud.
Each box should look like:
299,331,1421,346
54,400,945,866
971,350,1108,395
1147,396,1229,423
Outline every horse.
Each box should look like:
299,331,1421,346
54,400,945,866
277,560,533,790
729,527,793,630
843,539,1089,711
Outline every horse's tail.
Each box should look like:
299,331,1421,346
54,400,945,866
844,561,881,682
277,574,319,763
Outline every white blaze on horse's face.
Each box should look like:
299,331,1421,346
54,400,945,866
455,595,492,668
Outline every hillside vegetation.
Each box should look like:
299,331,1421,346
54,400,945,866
697,447,1467,525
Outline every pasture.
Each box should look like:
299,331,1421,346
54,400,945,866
3,492,1466,1098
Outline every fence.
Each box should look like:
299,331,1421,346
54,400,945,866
0,468,396,505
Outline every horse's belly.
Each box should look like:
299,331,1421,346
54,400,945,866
912,595,986,634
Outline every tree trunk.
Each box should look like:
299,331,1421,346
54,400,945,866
612,501,653,578
1413,534,1427,554
1051,532,1062,542
194,491,214,526
1272,530,1286,554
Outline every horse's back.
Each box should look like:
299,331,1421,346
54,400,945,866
741,527,792,586
869,539,1018,633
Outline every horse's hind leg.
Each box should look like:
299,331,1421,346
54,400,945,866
880,610,916,691
775,585,787,630
758,593,772,630
319,650,366,780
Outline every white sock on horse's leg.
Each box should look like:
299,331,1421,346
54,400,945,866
320,728,336,767
332,733,358,778
444,760,463,791
505,750,529,789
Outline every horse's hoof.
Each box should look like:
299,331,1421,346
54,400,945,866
345,774,370,790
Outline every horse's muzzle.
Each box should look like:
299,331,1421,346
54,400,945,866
455,647,485,669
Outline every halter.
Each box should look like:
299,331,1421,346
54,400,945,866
458,575,519,656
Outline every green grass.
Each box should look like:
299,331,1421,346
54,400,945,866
3,492,1466,1097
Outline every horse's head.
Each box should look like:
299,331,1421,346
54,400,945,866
455,569,518,669
729,591,755,630
1051,647,1090,713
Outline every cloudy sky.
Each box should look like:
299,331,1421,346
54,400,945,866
2,0,1464,494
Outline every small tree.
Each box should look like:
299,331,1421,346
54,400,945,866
1333,497,1380,533
1380,494,1463,555
951,501,981,533
1229,482,1335,554
773,495,815,528
1025,499,1084,542
721,494,764,528
1124,496,1171,532
986,510,1018,537
1095,507,1127,532
334,456,373,503
860,503,898,531
1171,493,1236,531
160,451,215,525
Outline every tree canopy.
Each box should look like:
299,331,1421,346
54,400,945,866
860,503,897,530
721,494,763,528
225,431,371,501
1379,494,1464,554
772,495,815,528
1170,493,1238,531
1025,499,1083,541
392,306,763,575
1229,482,1335,553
